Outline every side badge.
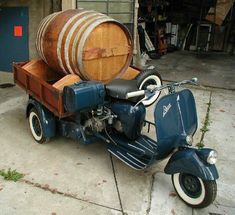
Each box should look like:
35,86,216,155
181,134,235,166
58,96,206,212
163,103,172,117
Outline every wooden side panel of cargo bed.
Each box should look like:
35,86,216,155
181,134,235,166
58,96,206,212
13,62,69,118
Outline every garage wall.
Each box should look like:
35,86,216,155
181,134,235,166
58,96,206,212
76,0,135,35
0,0,51,59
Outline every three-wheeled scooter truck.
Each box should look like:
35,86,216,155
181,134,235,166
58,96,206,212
14,59,219,208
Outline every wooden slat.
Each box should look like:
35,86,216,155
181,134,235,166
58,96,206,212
53,74,81,91
83,22,132,82
13,61,72,119
121,66,140,80
83,46,130,60
22,59,61,81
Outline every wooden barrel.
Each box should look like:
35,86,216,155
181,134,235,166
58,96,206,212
36,9,133,82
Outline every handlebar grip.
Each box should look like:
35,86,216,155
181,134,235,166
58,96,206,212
126,90,145,99
192,77,198,83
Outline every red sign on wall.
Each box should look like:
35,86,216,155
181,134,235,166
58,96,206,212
14,26,23,37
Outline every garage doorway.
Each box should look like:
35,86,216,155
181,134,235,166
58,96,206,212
0,7,29,72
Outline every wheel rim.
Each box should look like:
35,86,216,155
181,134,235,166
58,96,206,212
29,111,43,141
139,75,162,106
32,115,42,137
173,173,206,205
179,173,202,198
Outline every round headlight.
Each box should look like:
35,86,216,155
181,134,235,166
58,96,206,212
207,150,218,164
186,135,193,145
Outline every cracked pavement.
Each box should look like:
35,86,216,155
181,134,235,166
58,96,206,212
0,72,235,215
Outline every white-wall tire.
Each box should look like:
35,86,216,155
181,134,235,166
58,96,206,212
29,108,46,143
136,70,162,107
172,173,217,208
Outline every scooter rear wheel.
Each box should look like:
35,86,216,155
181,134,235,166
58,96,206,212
172,173,217,208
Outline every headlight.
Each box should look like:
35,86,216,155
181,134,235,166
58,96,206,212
186,135,193,145
207,150,218,164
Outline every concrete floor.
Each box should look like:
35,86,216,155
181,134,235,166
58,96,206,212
152,51,235,90
0,51,235,214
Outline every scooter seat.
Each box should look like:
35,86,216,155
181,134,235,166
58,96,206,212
106,79,142,102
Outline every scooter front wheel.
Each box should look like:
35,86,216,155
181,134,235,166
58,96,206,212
172,173,217,208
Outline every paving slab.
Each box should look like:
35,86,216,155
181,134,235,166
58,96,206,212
0,178,121,215
152,51,235,90
0,87,121,210
0,71,14,84
149,173,192,215
189,87,211,144
213,159,235,208
199,89,235,208
111,157,153,215
193,204,235,215
203,89,235,160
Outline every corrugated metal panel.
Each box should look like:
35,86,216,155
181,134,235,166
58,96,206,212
76,0,134,24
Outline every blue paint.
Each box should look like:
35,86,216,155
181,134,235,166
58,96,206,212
57,119,82,141
164,148,219,180
0,7,29,71
154,89,198,159
27,98,56,139
63,81,105,112
110,101,146,140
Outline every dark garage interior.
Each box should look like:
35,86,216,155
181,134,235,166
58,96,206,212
137,0,235,89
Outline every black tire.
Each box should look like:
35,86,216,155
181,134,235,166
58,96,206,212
28,108,47,144
136,69,162,106
172,173,217,208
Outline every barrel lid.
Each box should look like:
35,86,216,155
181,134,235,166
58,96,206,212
78,19,133,82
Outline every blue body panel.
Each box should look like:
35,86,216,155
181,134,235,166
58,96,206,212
111,102,146,140
27,98,56,138
57,119,82,141
164,148,219,180
154,89,197,159
63,81,105,113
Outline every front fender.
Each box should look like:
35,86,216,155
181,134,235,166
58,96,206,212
164,148,219,180
26,98,56,138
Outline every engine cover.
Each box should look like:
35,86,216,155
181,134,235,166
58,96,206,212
63,81,105,113
111,101,146,140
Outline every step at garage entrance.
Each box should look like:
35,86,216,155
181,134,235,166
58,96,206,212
0,7,29,72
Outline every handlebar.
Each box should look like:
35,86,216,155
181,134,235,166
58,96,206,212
126,77,198,99
126,90,145,98
150,77,198,93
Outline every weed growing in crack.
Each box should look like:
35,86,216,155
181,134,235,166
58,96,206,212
0,168,24,182
200,101,212,133
196,93,212,148
196,141,205,148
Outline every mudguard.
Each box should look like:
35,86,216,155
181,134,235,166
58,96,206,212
26,98,56,138
164,148,219,180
